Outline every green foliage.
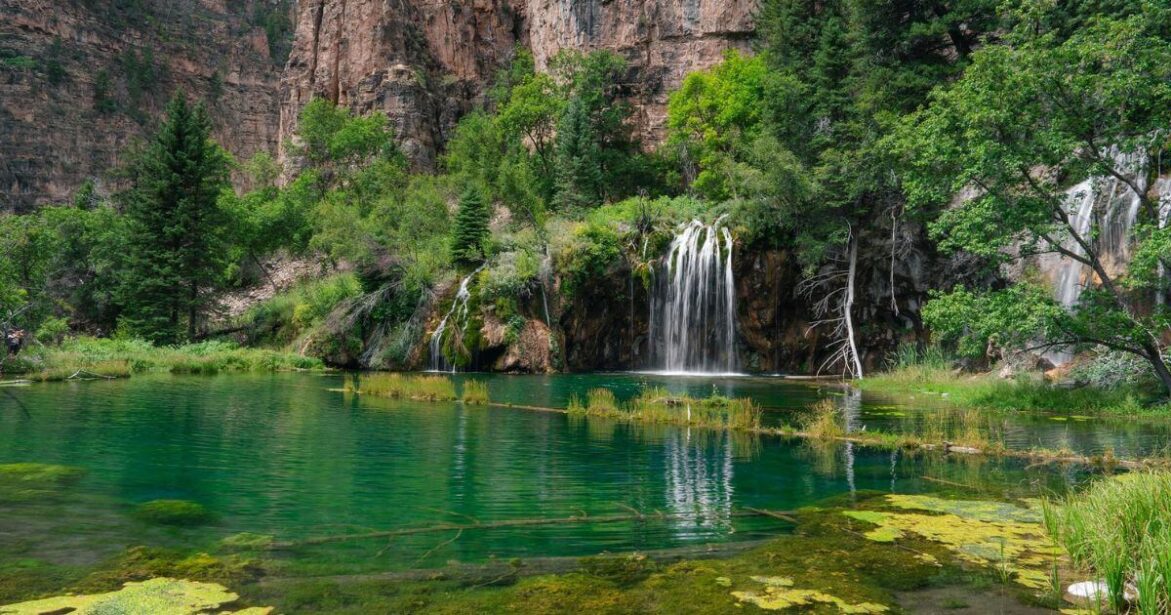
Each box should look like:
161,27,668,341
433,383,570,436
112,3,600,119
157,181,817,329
921,284,1064,360
1044,472,1171,612
93,70,116,113
26,336,322,376
555,222,622,297
451,187,491,264
894,7,1171,390
296,99,398,169
241,273,362,346
118,94,232,344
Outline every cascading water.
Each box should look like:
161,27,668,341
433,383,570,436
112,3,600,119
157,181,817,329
429,266,484,372
648,218,738,374
1046,151,1149,309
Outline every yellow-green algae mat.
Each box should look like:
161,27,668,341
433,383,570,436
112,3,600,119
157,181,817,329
0,577,271,615
840,494,1062,591
730,575,889,613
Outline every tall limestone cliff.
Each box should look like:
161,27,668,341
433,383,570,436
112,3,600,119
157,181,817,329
279,0,757,167
0,0,289,211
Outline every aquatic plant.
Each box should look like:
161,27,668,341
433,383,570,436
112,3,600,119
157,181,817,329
730,576,888,612
34,359,131,381
585,388,621,416
74,546,260,594
842,495,1059,591
0,577,267,615
623,388,762,429
803,399,844,440
1043,472,1171,612
0,463,85,501
134,499,215,527
349,373,457,402
461,380,490,405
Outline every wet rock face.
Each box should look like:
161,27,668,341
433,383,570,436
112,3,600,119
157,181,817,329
559,262,650,371
0,0,284,211
279,0,757,167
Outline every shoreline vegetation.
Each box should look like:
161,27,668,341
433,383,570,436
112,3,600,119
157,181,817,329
0,337,323,382
339,373,1169,469
857,364,1169,419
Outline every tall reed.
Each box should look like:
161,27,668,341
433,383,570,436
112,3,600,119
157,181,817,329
351,373,457,401
461,380,490,405
1043,472,1171,612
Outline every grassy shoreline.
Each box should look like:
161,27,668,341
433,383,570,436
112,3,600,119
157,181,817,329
856,364,1170,418
1,337,323,382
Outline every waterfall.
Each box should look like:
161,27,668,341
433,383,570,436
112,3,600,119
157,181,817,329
1047,151,1149,309
648,218,738,374
429,266,483,372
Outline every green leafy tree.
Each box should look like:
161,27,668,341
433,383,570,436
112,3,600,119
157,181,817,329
895,9,1171,392
119,93,232,343
450,187,491,265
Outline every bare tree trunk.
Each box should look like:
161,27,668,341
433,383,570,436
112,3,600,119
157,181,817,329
845,231,864,379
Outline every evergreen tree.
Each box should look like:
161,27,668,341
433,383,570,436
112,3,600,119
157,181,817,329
450,187,490,265
553,97,605,209
119,94,230,343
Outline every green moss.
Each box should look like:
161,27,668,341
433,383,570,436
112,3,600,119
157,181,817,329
0,463,86,501
219,533,276,551
0,577,265,615
134,499,215,527
75,546,260,594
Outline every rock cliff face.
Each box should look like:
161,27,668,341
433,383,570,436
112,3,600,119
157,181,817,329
0,0,286,211
279,0,757,166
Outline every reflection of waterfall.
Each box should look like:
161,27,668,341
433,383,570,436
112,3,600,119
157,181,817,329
841,388,862,499
662,429,735,533
429,267,484,372
648,218,738,374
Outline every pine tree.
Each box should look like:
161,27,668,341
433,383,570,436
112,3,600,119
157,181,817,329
450,187,490,265
553,97,605,209
119,93,230,344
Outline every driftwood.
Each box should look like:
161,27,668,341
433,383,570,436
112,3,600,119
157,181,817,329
267,508,798,551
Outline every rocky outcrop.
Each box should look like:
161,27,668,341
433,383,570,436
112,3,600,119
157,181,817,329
0,0,286,211
279,0,757,167
523,0,756,144
279,0,524,168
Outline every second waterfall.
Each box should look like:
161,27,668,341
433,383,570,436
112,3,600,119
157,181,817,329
648,219,738,374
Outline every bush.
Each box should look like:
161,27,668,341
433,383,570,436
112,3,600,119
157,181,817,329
555,222,622,296
479,250,541,303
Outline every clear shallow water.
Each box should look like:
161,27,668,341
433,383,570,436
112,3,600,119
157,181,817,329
0,373,1105,577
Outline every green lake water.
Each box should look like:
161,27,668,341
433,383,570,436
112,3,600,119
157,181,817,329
0,372,1133,580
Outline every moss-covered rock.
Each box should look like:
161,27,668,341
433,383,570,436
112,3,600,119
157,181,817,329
0,463,86,501
75,546,261,594
134,499,214,527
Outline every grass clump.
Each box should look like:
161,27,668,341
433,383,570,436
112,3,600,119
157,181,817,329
461,380,489,405
569,387,762,430
586,388,621,416
134,499,215,527
803,399,844,440
33,359,132,381
1043,472,1171,612
347,373,457,402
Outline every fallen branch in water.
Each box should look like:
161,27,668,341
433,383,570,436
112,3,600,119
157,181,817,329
267,508,798,551
67,369,118,380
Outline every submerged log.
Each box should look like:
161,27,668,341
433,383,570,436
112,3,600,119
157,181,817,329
266,508,798,551
258,539,774,587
